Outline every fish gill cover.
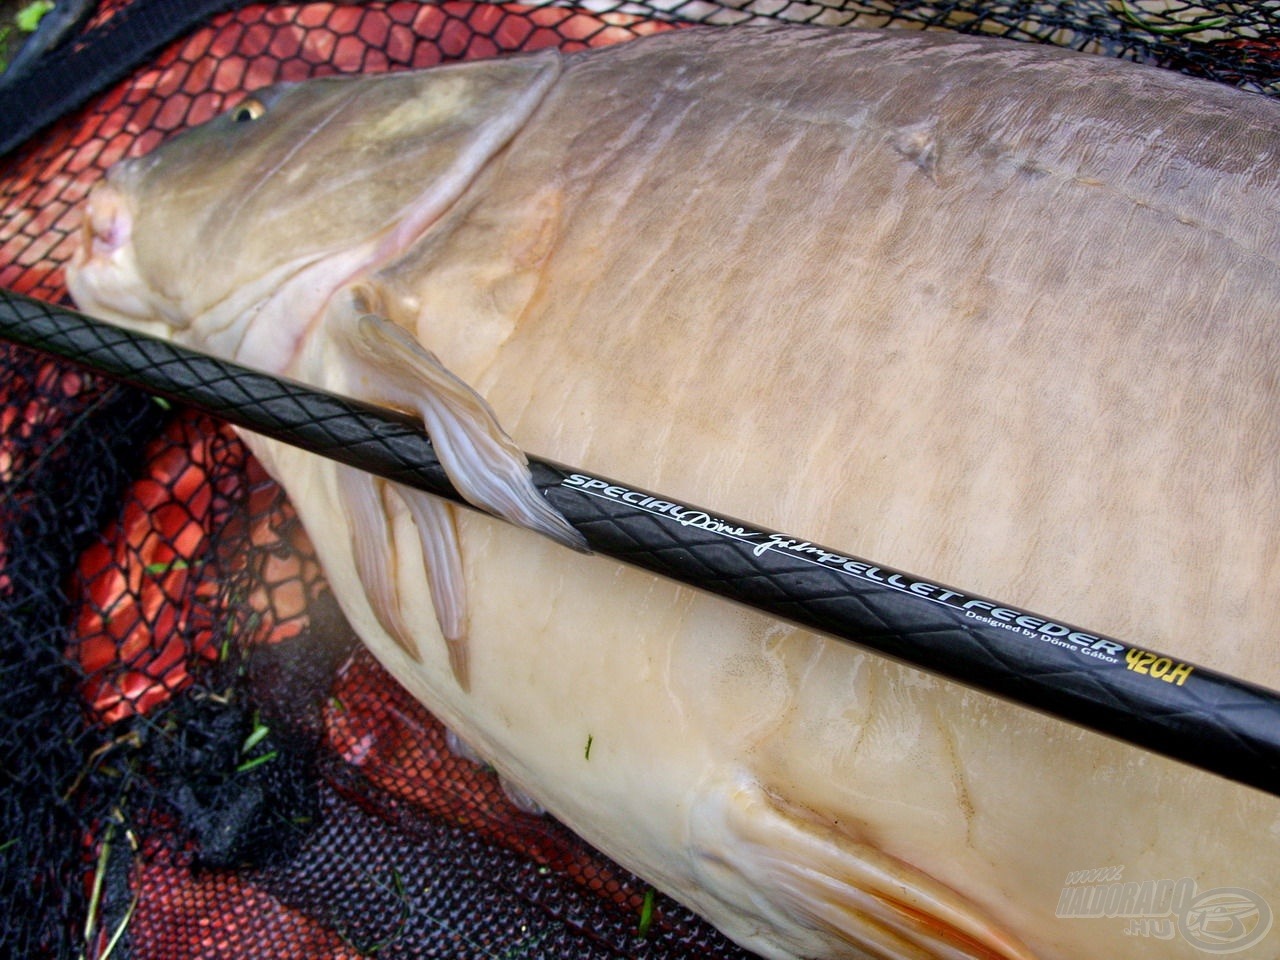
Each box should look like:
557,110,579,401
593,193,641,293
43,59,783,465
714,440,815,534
1,2,1279,960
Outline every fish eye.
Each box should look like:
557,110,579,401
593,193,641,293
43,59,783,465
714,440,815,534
230,98,267,123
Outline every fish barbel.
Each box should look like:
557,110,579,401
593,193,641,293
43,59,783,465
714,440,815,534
68,25,1280,960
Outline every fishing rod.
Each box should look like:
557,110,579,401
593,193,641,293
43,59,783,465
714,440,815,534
2,287,1278,797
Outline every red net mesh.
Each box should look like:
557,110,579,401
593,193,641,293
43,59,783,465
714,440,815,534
3,2,1280,959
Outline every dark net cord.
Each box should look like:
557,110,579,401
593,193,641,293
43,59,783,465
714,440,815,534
0,347,171,960
4,289,1278,799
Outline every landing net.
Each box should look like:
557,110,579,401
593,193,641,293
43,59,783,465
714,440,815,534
2,2,1277,958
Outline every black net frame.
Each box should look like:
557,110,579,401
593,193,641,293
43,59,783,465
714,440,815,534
3,3,1280,960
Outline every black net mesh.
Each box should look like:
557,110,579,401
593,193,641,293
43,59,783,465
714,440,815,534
2,2,1280,959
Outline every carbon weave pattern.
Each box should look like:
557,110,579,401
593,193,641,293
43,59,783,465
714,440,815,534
535,468,1280,795
0,290,461,498
4,289,1278,796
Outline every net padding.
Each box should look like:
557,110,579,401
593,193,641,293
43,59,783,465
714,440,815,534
2,2,1279,959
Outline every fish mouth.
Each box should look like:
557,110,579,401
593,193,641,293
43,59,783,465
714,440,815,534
80,180,131,262
67,179,175,334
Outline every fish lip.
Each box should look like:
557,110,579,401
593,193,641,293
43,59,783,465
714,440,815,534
68,181,146,325
67,178,176,333
69,180,145,312
80,179,133,263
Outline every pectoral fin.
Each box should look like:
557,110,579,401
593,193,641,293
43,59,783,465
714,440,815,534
339,302,586,553
335,467,473,688
335,465,419,662
393,481,470,690
327,290,583,690
692,779,1038,960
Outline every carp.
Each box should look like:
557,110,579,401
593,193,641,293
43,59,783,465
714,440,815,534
68,25,1280,960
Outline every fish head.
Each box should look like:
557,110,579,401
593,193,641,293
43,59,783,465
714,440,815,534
68,50,561,366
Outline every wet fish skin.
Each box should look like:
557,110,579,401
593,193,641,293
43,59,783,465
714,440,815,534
68,26,1280,960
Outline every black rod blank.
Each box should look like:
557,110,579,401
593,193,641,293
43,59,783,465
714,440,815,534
2,288,1278,797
